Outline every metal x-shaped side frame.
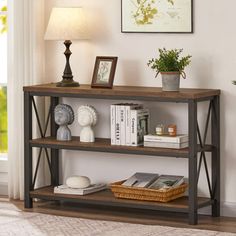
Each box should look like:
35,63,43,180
188,95,220,224
24,94,59,209
196,101,213,199
31,97,54,189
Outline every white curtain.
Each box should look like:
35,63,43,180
8,0,46,199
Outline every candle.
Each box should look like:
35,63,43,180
168,124,177,136
156,124,165,136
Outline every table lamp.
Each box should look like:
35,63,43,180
45,7,88,87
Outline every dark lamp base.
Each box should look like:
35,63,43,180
57,40,80,88
56,80,80,87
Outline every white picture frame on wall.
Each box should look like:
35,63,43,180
121,0,193,33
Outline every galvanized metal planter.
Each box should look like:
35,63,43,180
161,72,180,92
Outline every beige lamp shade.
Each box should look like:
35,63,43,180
45,7,88,40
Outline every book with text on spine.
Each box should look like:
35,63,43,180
120,104,126,146
131,108,149,146
115,105,121,145
125,104,143,146
110,104,116,145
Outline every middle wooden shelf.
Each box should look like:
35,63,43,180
30,136,213,158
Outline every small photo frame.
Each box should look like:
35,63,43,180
91,56,118,88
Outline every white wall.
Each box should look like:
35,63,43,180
45,0,236,208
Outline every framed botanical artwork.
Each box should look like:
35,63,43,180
121,0,193,33
91,56,118,88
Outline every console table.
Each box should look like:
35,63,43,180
23,83,220,225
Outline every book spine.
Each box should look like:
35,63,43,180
125,105,143,146
54,185,107,195
125,106,131,146
83,187,106,195
136,113,149,146
144,141,188,149
115,105,121,145
54,188,83,195
110,105,116,145
120,105,126,145
130,110,137,146
144,136,188,143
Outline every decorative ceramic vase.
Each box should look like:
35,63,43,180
66,176,91,188
78,105,98,143
54,104,74,141
161,72,180,92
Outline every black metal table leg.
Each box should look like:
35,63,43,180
211,95,220,217
188,100,198,225
24,92,33,208
50,97,59,186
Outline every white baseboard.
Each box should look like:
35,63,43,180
199,202,236,218
221,202,236,217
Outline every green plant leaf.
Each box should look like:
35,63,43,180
1,6,7,11
0,5,7,34
167,0,174,5
0,87,7,152
147,48,192,77
132,0,157,25
151,8,157,14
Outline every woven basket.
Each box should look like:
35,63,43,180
110,180,188,203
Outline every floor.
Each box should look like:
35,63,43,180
5,198,236,234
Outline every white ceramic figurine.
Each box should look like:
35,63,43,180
78,105,98,142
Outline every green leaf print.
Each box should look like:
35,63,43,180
131,0,175,25
132,0,158,25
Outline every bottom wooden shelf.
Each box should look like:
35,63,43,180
30,186,212,213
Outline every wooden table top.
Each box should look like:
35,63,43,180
23,83,220,101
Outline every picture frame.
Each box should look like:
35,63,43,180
121,0,193,33
91,56,118,88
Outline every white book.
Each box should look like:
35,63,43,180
115,105,121,145
130,109,137,146
144,141,188,149
148,175,184,190
120,105,126,145
122,172,159,188
131,109,149,146
110,105,116,145
54,183,107,195
144,134,188,143
125,104,143,146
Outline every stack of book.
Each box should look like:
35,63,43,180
110,103,149,146
148,175,185,190
122,172,159,188
144,134,189,149
54,183,107,195
122,172,185,190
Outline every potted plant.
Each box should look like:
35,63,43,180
148,48,192,91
